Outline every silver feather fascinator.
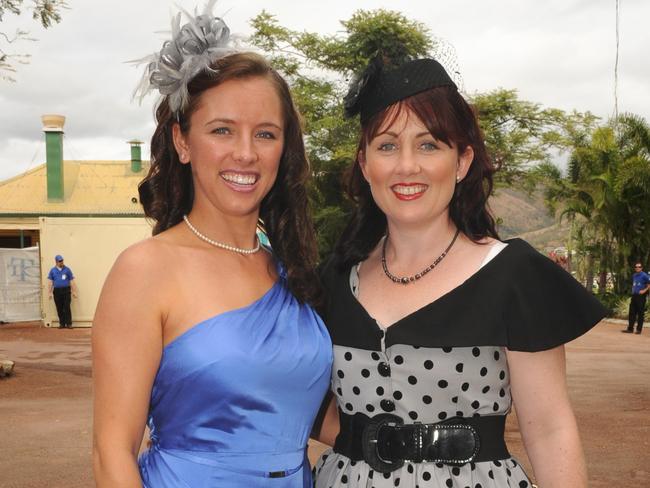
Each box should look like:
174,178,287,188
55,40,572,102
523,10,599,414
132,0,240,115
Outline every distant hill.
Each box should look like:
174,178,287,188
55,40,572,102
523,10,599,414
489,187,570,251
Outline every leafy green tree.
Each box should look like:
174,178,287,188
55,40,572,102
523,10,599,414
249,9,595,258
539,114,650,293
614,114,650,281
0,0,67,81
472,89,598,187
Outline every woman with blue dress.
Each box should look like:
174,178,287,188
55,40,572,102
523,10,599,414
92,6,331,487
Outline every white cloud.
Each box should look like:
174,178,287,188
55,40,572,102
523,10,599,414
1,0,647,180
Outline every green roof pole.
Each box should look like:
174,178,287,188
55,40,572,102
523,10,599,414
41,114,65,201
128,140,143,173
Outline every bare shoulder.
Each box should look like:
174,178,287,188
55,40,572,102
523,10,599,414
93,235,181,349
457,235,501,258
475,236,501,247
110,232,180,280
97,234,181,319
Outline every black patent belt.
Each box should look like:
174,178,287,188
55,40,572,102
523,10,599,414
334,411,510,473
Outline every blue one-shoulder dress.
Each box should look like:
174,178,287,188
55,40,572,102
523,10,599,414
138,269,332,487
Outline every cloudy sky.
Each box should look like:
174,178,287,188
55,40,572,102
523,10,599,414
0,0,647,181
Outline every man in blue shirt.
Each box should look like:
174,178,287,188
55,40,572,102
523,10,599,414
623,262,650,334
47,255,77,329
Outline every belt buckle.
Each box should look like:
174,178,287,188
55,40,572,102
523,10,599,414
361,414,405,473
425,420,481,466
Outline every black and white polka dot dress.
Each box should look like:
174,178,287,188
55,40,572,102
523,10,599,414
314,238,607,488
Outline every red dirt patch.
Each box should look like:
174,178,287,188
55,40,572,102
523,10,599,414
0,320,648,487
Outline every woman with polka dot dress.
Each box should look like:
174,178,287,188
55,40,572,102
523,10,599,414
312,55,606,488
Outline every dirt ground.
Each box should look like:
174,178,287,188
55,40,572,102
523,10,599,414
0,319,648,487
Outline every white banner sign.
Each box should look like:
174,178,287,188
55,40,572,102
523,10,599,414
0,247,41,322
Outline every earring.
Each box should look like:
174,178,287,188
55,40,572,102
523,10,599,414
456,175,461,183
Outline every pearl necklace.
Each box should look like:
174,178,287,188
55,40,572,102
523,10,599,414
183,215,261,255
381,228,460,284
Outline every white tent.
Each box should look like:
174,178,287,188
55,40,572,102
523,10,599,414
0,247,41,322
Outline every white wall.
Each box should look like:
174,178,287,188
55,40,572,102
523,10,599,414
39,217,153,327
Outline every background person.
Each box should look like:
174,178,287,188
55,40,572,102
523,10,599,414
47,254,77,329
623,262,650,334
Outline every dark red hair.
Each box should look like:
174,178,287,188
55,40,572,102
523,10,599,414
335,85,499,269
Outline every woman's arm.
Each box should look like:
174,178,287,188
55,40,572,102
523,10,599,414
92,244,165,487
311,395,340,447
507,345,587,488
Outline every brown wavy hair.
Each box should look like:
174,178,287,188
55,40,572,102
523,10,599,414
335,85,499,269
138,52,320,305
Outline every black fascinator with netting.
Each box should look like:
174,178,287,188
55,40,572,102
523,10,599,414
344,56,457,123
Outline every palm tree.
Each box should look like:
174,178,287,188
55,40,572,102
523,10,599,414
613,114,650,289
540,114,650,293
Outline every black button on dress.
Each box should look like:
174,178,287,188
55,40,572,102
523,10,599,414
313,239,606,488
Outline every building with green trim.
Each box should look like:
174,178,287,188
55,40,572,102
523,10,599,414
0,115,152,326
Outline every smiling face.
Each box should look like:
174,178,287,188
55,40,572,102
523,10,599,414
172,76,284,220
359,106,473,228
